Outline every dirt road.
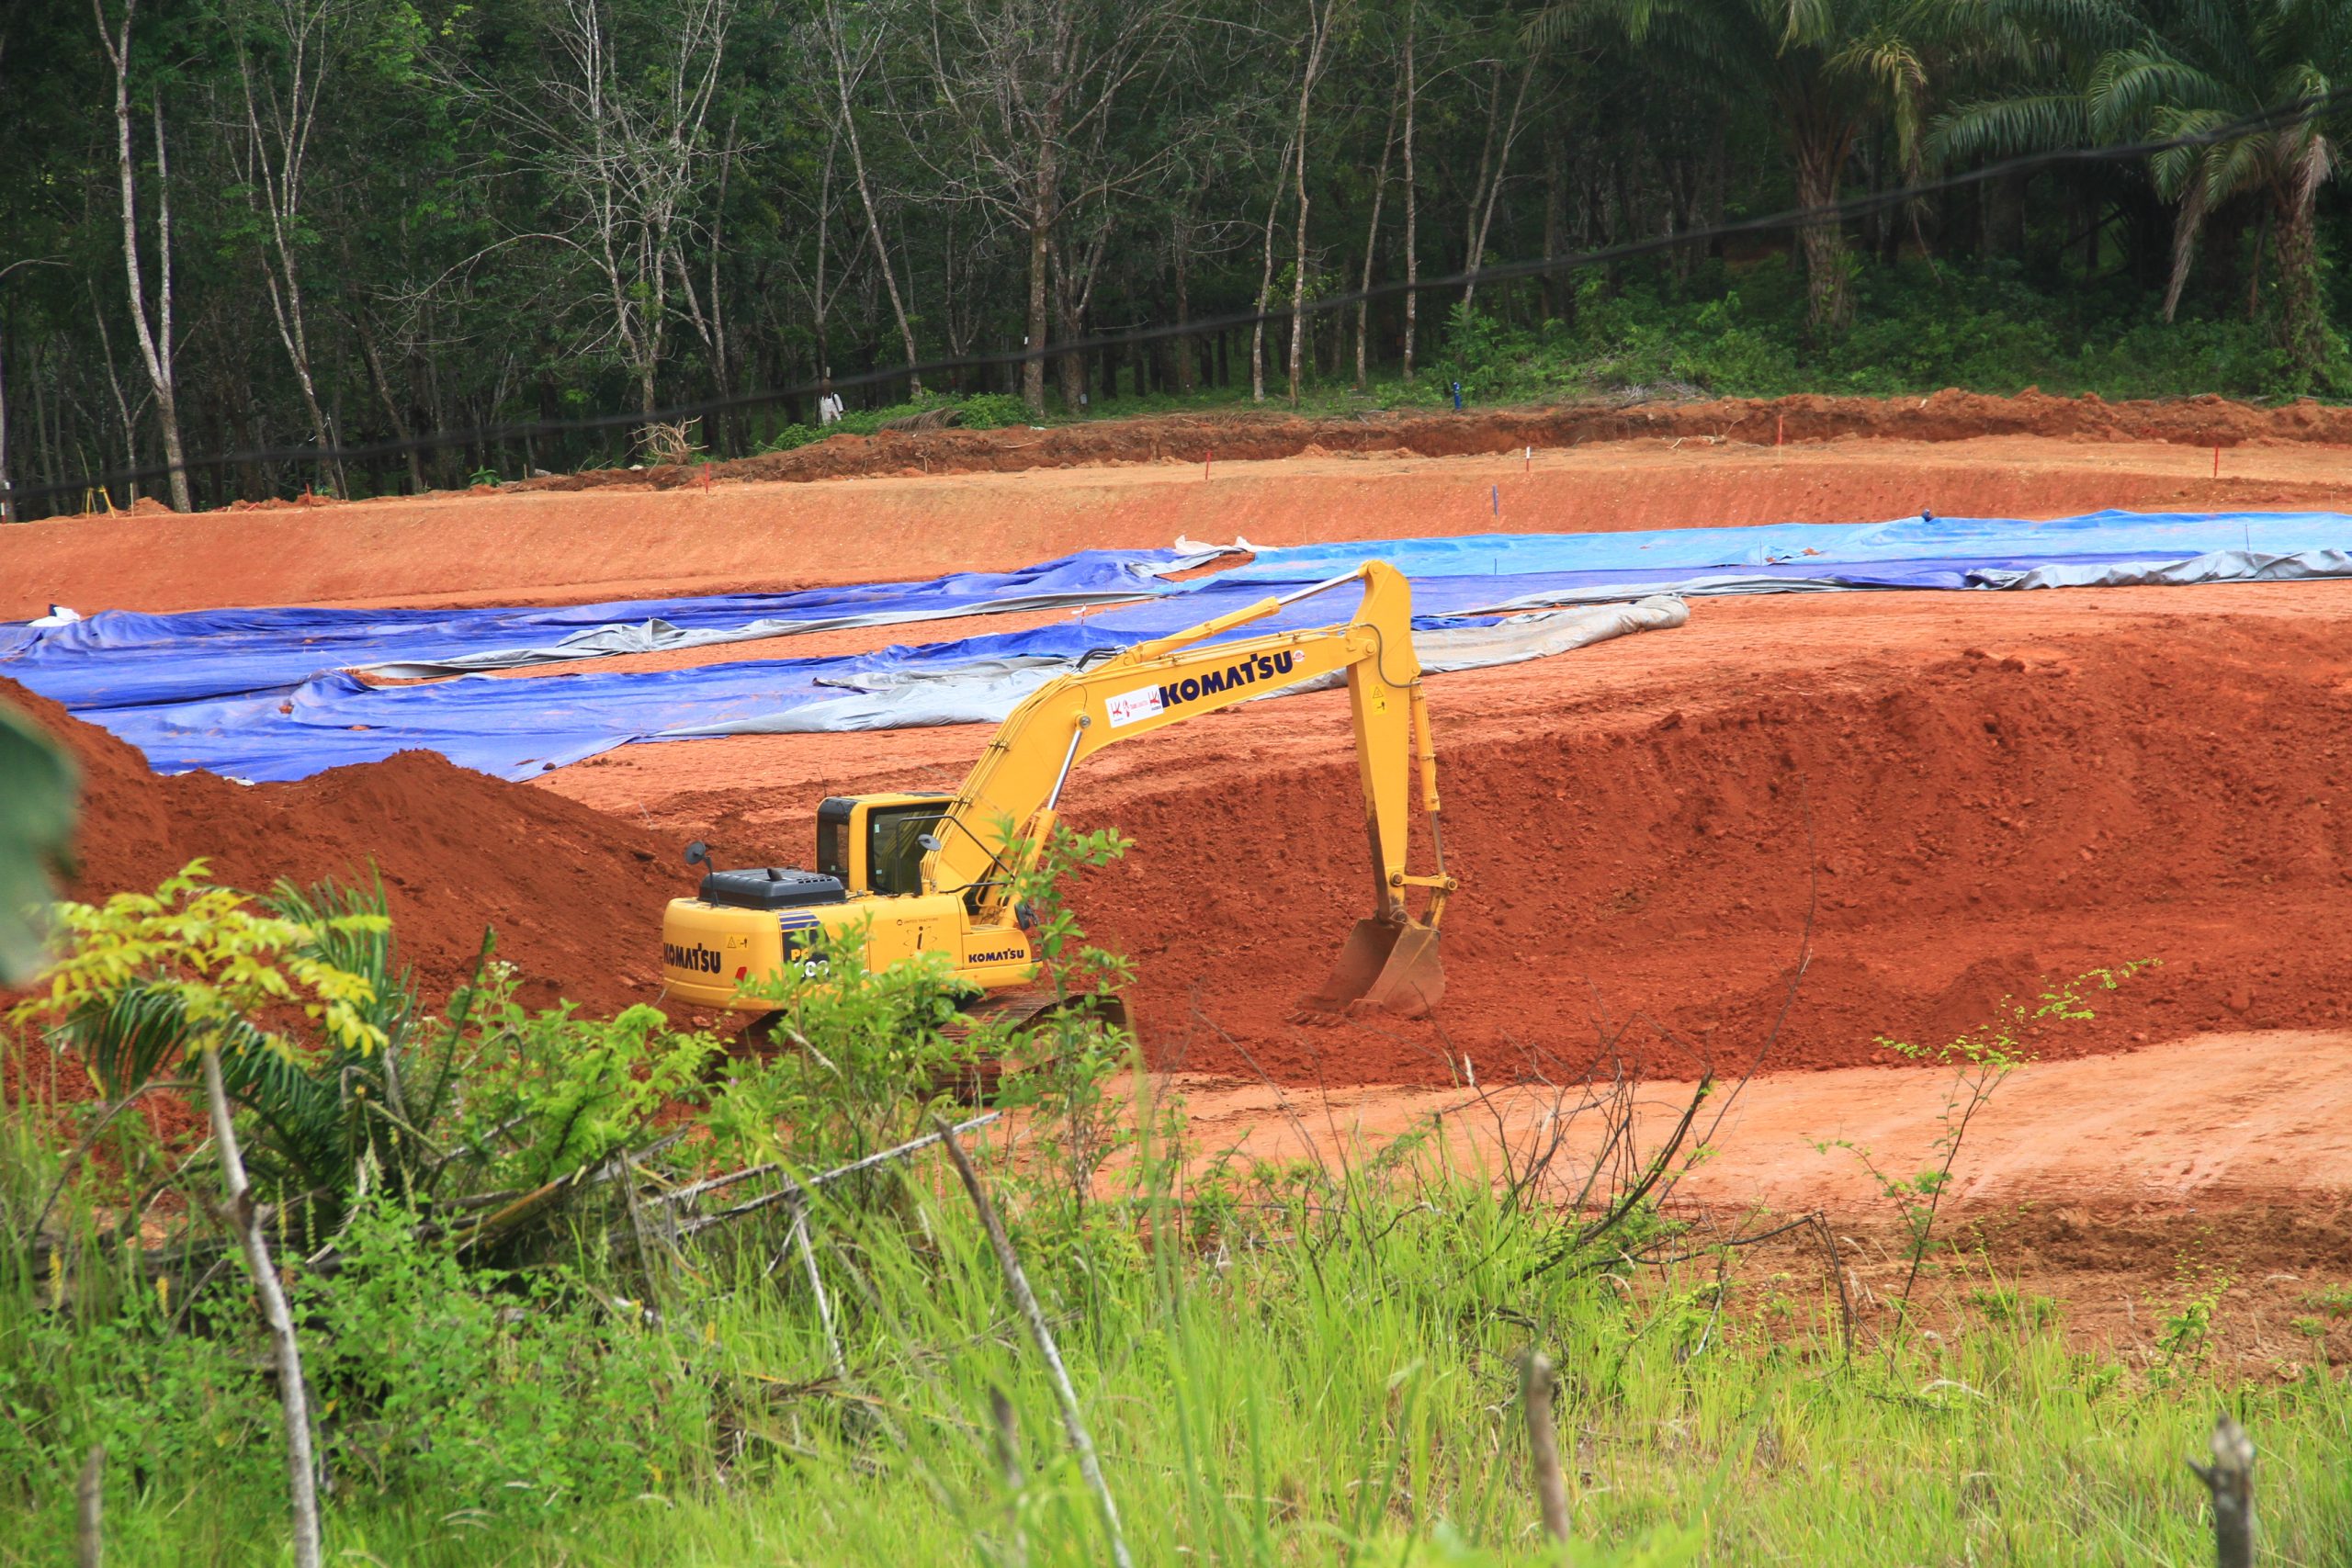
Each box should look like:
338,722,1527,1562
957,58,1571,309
1170,1030,2352,1215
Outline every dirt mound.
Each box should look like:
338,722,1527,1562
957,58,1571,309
523,389,2350,495
3,679,692,1020
1078,620,2352,1083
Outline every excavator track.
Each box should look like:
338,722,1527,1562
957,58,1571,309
717,988,1134,1102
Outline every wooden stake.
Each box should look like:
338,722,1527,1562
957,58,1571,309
1520,1348,1571,1545
990,1386,1029,1568
75,1445,104,1568
2188,1413,2254,1568
934,1117,1133,1568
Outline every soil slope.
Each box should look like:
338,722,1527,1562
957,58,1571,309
3,679,689,1020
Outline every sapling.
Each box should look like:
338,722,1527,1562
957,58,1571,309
1821,962,2152,1352
15,863,390,1568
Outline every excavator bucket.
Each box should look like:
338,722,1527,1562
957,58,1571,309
1303,918,1445,1019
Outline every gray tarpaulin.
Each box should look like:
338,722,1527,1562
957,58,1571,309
657,595,1688,738
1971,547,2352,592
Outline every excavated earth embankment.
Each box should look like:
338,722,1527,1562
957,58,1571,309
0,679,684,1037
1072,616,2352,1083
541,387,2352,491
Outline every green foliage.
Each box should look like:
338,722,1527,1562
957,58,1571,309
1820,962,2154,1340
716,919,985,1168
0,700,77,986
458,994,718,1186
296,1199,703,1509
1417,261,2340,406
9,871,2351,1563
14,862,390,1067
761,391,1038,456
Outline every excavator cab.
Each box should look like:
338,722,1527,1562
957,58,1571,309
814,794,955,896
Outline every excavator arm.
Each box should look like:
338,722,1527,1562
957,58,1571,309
920,559,1456,1015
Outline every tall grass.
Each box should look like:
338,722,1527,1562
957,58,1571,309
5,863,2347,1563
5,1108,2349,1565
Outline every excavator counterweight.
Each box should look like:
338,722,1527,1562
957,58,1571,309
658,560,1458,1025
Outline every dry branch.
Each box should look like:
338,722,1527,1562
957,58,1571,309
668,1111,999,1237
933,1115,1132,1568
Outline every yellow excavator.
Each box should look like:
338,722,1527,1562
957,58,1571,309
658,560,1456,1025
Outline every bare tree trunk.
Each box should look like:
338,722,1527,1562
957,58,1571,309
1356,96,1399,389
95,0,191,512
0,323,13,523
1462,57,1536,310
2188,1415,2255,1568
2160,180,2209,323
74,1445,104,1567
351,312,426,491
235,5,345,495
1023,179,1054,413
1540,133,1565,318
823,0,920,396
2274,160,2328,383
1400,8,1419,383
1172,213,1196,393
1284,1,1342,405
202,1048,321,1568
1250,151,1287,403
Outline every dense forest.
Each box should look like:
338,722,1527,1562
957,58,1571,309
3,0,2348,517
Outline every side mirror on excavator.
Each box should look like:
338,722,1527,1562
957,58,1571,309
684,840,710,868
918,832,944,852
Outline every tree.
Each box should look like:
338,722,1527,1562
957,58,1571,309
818,0,922,395
1284,0,1351,404
1544,0,1930,333
92,0,193,510
913,0,1189,414
447,0,739,417
17,869,393,1568
228,0,365,496
1935,0,2346,378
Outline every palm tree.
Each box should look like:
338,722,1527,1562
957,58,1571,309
1540,0,1933,333
1934,0,2348,378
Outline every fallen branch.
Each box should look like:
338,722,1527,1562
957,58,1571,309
933,1115,1132,1568
670,1112,1000,1239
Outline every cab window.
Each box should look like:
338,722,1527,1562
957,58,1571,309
866,805,946,897
816,801,853,885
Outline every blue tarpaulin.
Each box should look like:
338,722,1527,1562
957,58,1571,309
0,549,1195,709
13,508,2352,784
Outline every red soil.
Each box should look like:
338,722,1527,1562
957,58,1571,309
1080,617,2352,1082
543,580,2352,1087
1,679,688,1029
10,394,2352,618
537,387,2352,491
